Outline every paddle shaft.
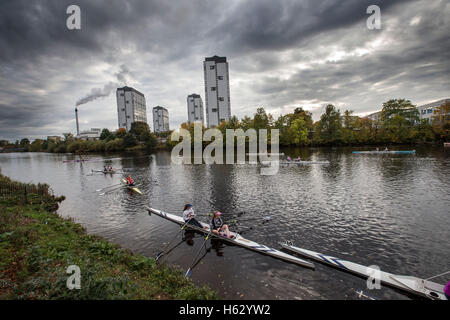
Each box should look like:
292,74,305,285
156,218,192,260
185,230,212,277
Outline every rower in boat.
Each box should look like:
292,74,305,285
286,156,292,162
210,211,234,239
125,176,135,186
103,165,108,173
183,204,206,229
384,147,389,151
294,156,302,162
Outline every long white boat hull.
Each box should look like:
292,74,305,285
352,150,415,154
261,160,330,166
146,207,315,269
280,242,447,300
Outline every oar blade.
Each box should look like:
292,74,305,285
185,268,192,278
155,251,164,261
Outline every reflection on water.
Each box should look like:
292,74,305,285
0,147,449,300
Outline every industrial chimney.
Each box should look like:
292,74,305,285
75,107,80,136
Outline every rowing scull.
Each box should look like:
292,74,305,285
280,242,447,300
121,179,143,195
146,207,314,269
352,150,415,154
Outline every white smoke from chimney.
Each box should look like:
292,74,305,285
76,64,131,106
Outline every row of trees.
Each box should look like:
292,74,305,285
3,99,449,153
1,122,159,154
175,99,449,146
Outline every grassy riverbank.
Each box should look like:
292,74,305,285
0,173,216,299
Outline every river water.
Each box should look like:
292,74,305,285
1,147,449,300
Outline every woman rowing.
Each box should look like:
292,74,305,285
126,176,135,185
210,211,234,239
183,204,206,229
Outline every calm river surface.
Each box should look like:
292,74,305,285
1,147,449,300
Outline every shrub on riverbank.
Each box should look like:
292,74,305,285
0,174,217,300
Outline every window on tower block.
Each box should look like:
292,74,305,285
209,65,215,70
218,76,223,80
212,108,217,112
211,87,216,91
218,97,224,101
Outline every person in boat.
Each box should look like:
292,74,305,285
295,156,302,162
384,147,389,151
210,211,233,239
126,176,135,186
376,147,379,151
103,165,108,173
286,156,291,162
109,165,113,172
183,204,206,229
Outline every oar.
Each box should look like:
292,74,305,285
96,183,123,192
99,185,124,195
155,218,193,261
185,230,212,278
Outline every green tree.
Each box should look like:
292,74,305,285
240,116,253,131
123,133,138,148
116,128,127,138
380,99,419,143
29,139,43,152
286,118,309,145
63,133,75,143
314,104,342,145
381,99,419,124
130,122,151,142
99,129,115,141
252,107,270,130
142,131,157,152
19,138,30,147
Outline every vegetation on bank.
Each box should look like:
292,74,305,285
173,99,449,147
1,99,449,153
1,122,163,154
0,173,216,299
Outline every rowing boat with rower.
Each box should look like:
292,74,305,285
280,160,330,165
92,169,117,174
121,179,143,195
63,158,102,163
261,160,330,165
146,207,315,269
352,150,415,154
280,242,447,300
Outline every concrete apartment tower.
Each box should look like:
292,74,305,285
153,106,170,133
187,94,204,125
203,56,231,127
116,86,147,131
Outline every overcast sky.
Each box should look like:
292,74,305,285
0,0,449,141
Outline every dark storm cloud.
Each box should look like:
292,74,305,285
0,0,448,141
208,0,412,54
